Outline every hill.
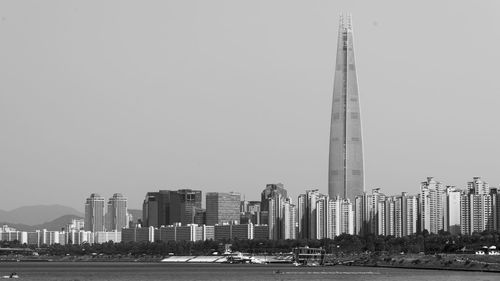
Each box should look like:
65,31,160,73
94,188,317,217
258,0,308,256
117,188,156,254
0,205,84,226
1,214,83,232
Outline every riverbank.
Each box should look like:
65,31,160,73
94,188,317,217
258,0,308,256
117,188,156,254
0,255,163,263
349,253,500,272
2,253,500,273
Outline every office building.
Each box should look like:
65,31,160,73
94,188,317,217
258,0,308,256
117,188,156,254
206,192,241,225
142,189,202,227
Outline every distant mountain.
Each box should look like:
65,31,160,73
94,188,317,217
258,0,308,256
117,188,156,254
0,222,33,232
1,214,83,232
0,205,84,226
33,214,83,231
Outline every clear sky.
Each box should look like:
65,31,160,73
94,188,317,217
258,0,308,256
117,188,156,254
1,0,500,211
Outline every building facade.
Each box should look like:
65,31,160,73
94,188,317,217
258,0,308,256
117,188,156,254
206,192,241,226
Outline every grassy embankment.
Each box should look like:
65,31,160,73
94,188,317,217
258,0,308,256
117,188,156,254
347,253,500,272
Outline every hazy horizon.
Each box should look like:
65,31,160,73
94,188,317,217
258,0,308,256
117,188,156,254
2,1,500,211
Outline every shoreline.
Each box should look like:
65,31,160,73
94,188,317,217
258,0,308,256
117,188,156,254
1,253,500,273
353,262,500,273
347,253,500,273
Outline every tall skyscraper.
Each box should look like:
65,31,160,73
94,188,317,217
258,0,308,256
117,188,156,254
329,14,365,202
106,193,128,231
85,193,105,232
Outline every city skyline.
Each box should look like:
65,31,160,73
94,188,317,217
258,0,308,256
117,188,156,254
2,175,497,244
2,1,500,210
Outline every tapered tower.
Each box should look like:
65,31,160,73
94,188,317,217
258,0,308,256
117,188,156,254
328,14,364,201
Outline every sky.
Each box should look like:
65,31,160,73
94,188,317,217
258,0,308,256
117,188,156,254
1,0,500,211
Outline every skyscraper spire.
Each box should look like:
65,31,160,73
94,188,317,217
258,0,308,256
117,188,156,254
328,14,364,202
339,13,353,32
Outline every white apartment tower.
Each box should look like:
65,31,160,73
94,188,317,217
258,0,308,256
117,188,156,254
402,193,419,236
445,187,461,235
461,177,493,234
420,177,446,234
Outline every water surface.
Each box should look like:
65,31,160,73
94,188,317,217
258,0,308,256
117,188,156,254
0,262,497,281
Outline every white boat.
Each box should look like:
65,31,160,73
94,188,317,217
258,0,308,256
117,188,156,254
1,273,19,279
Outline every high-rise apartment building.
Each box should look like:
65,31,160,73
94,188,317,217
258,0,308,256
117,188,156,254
492,188,500,231
354,188,385,235
328,14,364,202
298,189,354,240
327,197,354,237
381,193,418,238
461,177,493,234
297,194,307,239
420,177,446,234
445,187,461,235
384,196,397,236
260,184,294,240
282,199,297,240
297,189,321,239
85,193,106,232
315,194,329,239
401,193,419,236
206,192,241,226
106,193,128,231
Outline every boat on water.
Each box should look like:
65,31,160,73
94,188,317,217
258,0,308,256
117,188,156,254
1,272,19,279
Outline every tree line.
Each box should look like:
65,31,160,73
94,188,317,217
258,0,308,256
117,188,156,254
1,230,499,257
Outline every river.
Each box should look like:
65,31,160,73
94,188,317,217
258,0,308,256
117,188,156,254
0,262,498,280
